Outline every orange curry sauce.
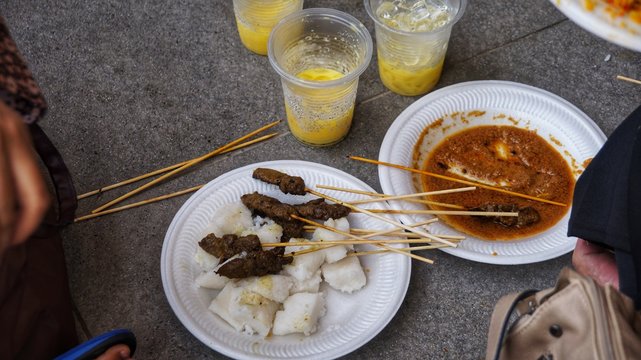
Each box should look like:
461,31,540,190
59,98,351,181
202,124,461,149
419,125,575,240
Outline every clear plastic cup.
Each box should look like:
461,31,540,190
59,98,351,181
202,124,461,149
232,0,304,55
268,8,373,146
365,0,467,96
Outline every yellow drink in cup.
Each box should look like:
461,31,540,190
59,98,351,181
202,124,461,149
232,0,303,55
365,0,467,96
285,68,355,145
268,9,372,146
378,53,444,96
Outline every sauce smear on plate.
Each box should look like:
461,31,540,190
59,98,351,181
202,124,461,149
419,125,575,240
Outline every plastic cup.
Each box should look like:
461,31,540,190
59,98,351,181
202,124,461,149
268,8,373,146
232,0,304,55
365,0,467,96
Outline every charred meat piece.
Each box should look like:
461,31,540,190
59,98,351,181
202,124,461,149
216,249,293,279
278,219,305,241
294,198,351,221
242,192,351,222
198,234,262,261
471,204,541,228
241,192,298,222
253,168,306,195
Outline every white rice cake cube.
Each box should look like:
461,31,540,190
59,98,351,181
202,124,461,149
272,292,326,336
321,256,366,293
240,216,283,246
289,269,322,295
193,246,220,271
195,270,229,290
209,282,279,337
312,217,353,264
283,240,325,282
238,275,293,303
205,202,254,236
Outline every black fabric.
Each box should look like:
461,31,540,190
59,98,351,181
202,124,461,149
568,105,641,307
628,116,641,308
29,124,77,224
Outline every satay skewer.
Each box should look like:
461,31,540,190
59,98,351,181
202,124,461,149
92,120,281,213
268,238,448,247
364,209,518,217
304,188,458,247
77,133,278,200
349,156,568,207
349,244,451,257
290,214,435,264
349,229,466,240
315,184,467,209
345,187,476,204
296,218,461,258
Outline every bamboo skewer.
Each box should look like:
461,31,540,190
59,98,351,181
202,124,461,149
617,75,641,85
347,187,476,204
407,199,466,209
364,209,518,217
349,156,567,207
290,214,435,265
316,184,467,209
74,185,203,222
77,133,278,200
264,238,443,248
303,188,458,247
349,229,465,240
91,120,281,213
303,218,440,235
350,244,451,257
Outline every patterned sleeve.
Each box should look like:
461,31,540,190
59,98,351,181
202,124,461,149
0,15,47,124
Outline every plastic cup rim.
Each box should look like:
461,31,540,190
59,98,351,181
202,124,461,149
268,8,373,89
364,0,468,36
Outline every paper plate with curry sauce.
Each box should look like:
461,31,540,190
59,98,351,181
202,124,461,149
378,81,606,265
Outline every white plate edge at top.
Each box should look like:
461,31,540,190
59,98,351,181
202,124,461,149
161,160,412,360
550,0,641,52
378,80,607,265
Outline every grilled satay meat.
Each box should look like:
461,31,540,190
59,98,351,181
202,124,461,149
241,192,350,222
295,198,351,220
471,204,540,228
278,220,305,241
198,234,262,261
216,249,293,279
241,192,298,222
253,168,306,195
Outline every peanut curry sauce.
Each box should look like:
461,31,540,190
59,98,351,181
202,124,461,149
419,125,575,240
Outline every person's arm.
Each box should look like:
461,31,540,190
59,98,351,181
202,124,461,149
0,15,50,256
572,238,619,289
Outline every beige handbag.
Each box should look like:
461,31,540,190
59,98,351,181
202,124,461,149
486,268,641,360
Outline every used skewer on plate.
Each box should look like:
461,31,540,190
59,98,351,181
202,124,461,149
348,155,568,207
289,214,436,265
316,184,468,209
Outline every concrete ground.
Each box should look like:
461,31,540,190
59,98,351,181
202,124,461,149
4,0,640,359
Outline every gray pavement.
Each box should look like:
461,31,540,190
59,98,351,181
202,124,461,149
4,0,641,359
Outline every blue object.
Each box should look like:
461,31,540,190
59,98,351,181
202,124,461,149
54,329,136,360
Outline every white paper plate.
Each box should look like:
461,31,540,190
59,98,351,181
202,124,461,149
378,80,606,265
161,160,411,359
550,0,641,52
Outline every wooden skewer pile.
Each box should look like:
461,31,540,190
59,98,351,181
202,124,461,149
75,127,570,266
75,120,281,222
